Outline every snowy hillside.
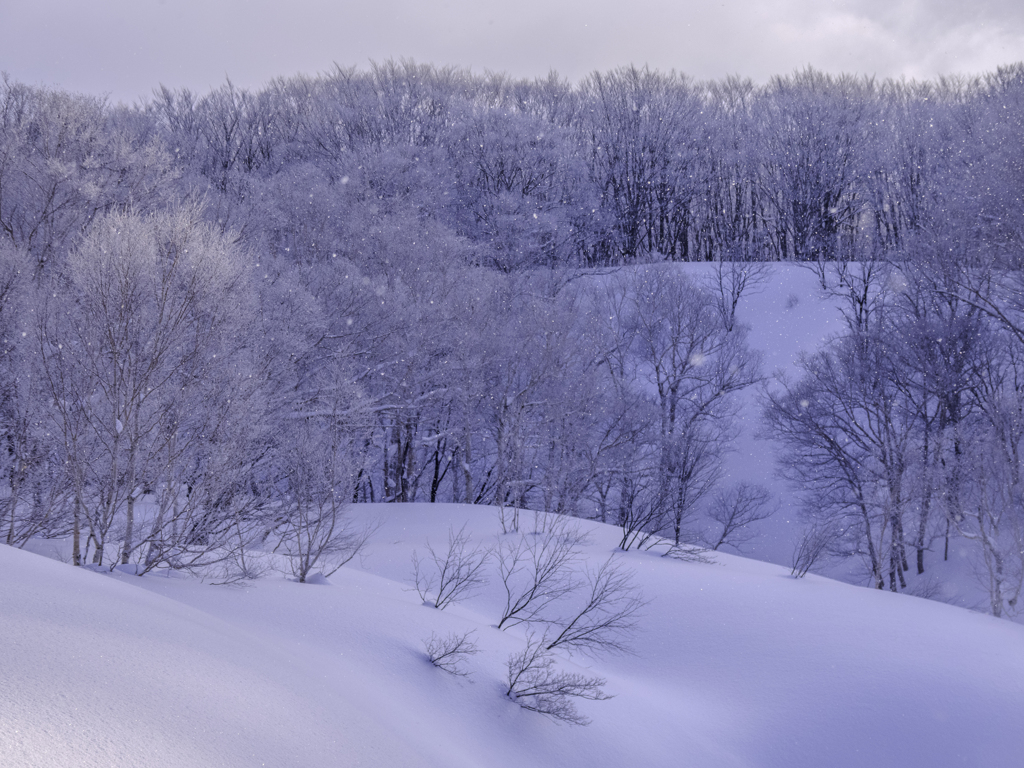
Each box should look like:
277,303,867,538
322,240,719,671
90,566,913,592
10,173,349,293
4,62,1024,768
4,263,1024,767
694,262,846,566
4,502,1024,768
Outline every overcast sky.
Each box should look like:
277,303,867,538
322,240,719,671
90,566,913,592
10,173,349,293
2,0,1022,103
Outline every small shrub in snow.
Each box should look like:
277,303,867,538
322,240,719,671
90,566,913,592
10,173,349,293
543,556,645,657
424,630,479,677
660,543,716,563
791,522,840,578
702,482,775,553
277,503,376,584
496,503,520,535
497,519,646,659
505,635,610,726
495,521,582,630
413,524,490,609
706,258,771,332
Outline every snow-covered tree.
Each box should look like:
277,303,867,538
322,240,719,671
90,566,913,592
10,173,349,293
0,77,175,276
615,267,761,544
40,206,257,569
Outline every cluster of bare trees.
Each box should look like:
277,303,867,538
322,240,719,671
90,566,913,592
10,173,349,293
4,62,1022,279
0,210,764,579
759,66,1024,611
129,61,1024,271
419,515,643,724
2,62,1023,615
767,249,1024,614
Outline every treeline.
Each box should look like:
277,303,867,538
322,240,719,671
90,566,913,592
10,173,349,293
150,59,1024,269
5,61,1024,275
1,63,1023,610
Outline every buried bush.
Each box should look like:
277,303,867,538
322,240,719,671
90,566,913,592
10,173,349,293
424,630,480,677
505,634,610,726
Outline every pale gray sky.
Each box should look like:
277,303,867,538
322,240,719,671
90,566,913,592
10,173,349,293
2,0,1022,103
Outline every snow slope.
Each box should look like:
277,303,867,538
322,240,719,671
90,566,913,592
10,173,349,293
705,263,992,607
0,540,436,768
5,264,1021,766
704,262,847,567
4,502,1024,768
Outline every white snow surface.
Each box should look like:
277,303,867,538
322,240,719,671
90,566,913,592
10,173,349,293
4,501,1024,767
706,262,847,566
4,265,1024,766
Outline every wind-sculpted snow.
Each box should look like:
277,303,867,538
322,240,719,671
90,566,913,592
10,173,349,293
4,503,1024,767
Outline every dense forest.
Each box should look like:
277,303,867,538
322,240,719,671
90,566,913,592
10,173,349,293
1,62,1023,613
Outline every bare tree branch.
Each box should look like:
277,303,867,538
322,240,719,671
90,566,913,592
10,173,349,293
413,524,490,609
424,630,480,677
505,635,610,726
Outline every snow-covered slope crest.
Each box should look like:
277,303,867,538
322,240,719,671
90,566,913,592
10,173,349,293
4,503,1024,768
0,540,437,768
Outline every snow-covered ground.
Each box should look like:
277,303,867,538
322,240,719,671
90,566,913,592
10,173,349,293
4,264,1022,767
704,262,847,567
4,502,1023,768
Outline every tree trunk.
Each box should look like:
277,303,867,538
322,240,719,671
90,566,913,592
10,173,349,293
72,496,82,566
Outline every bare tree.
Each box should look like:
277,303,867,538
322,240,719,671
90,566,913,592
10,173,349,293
764,327,919,591
706,259,771,333
701,482,775,552
424,630,480,677
955,366,1024,617
505,635,610,726
614,472,665,553
276,497,375,584
957,451,1024,617
413,524,490,609
278,502,368,582
609,463,713,562
543,556,645,657
274,418,376,583
791,521,843,578
617,267,761,545
496,521,583,630
494,516,646,659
